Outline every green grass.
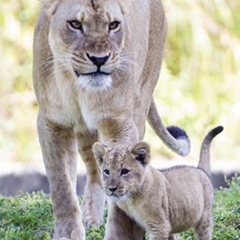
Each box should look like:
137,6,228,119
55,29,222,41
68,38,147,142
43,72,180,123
0,192,53,240
0,176,239,240
213,176,240,239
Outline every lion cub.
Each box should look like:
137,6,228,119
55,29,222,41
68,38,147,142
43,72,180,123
92,126,223,240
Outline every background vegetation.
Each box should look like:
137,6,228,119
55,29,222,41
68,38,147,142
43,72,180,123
0,1,239,165
0,176,239,239
0,0,239,239
147,0,240,163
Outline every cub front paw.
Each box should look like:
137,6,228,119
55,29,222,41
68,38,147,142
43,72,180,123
82,215,103,229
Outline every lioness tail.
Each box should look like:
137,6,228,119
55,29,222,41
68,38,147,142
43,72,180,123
198,126,224,176
147,99,190,157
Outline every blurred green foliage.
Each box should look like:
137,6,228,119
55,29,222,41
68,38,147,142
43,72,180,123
0,176,239,239
0,0,39,163
0,0,239,164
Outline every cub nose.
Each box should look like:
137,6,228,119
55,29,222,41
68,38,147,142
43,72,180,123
87,54,109,67
108,186,118,193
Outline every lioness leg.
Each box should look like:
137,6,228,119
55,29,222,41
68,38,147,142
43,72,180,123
77,130,105,229
37,116,85,240
104,202,145,240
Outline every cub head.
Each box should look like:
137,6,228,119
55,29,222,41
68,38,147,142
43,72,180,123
41,0,132,90
92,141,150,202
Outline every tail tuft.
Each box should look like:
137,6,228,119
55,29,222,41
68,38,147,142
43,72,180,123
167,125,189,140
166,125,190,157
209,126,224,138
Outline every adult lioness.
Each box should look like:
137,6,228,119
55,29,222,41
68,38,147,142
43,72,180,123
33,0,190,239
93,126,223,240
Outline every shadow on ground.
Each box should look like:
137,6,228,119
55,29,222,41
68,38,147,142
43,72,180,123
0,171,239,197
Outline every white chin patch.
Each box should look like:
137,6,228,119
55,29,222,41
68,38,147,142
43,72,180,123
108,195,120,202
77,74,112,91
108,193,127,202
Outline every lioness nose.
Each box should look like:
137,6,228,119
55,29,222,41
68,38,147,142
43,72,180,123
109,186,118,192
87,54,109,67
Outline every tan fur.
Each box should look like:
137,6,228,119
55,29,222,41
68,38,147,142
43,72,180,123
33,0,190,239
93,126,223,240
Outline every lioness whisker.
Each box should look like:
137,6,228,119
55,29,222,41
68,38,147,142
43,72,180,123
40,61,72,76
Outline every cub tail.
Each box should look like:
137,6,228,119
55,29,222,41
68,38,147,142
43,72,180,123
198,126,224,176
147,99,190,157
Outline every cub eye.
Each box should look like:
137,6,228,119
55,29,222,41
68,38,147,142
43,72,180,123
109,21,120,31
121,169,130,176
68,20,83,32
103,169,110,176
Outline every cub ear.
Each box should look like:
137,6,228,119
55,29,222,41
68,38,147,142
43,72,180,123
131,142,150,166
40,0,60,17
116,0,132,14
92,142,108,166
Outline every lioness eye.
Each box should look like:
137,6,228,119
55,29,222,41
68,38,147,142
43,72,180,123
103,169,110,176
109,21,120,31
68,20,83,32
121,169,130,176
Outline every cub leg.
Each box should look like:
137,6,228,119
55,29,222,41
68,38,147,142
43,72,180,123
37,116,85,240
77,130,105,229
149,230,170,240
148,221,171,240
195,211,213,240
168,234,179,240
104,202,145,240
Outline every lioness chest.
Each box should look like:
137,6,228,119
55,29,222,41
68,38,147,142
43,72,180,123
46,73,115,130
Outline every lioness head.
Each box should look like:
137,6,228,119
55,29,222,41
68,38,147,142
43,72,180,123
92,142,150,201
41,0,131,90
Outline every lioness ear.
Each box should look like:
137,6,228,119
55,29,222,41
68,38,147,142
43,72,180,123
92,142,108,166
40,0,60,17
131,142,150,166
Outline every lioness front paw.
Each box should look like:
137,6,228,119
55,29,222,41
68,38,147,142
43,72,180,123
81,182,105,229
71,227,85,240
53,226,85,240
